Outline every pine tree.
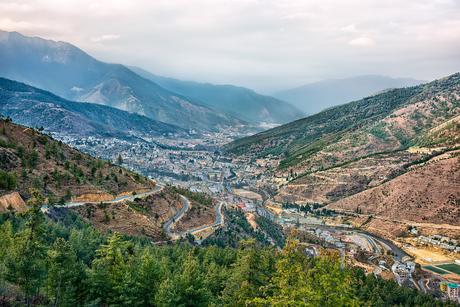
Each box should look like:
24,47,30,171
5,191,46,306
46,238,84,306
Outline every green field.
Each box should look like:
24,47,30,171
437,263,460,275
424,266,448,275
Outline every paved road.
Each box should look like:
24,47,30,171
186,201,225,235
163,195,190,239
417,278,430,293
360,233,383,254
303,224,410,261
62,184,163,208
41,185,163,213
163,201,225,241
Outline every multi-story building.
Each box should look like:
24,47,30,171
447,283,460,302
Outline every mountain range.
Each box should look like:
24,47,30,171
131,66,304,125
226,73,460,228
0,30,302,130
274,75,424,115
0,77,183,138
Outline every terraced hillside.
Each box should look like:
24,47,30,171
327,150,460,226
227,73,460,225
227,74,459,169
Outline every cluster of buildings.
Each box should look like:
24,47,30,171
312,228,346,248
416,235,460,253
391,261,415,285
440,282,460,303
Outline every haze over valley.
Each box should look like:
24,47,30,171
0,1,459,305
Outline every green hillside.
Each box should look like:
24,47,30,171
226,73,460,170
0,210,451,306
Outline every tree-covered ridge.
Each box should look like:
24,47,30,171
225,73,460,170
0,118,152,202
203,208,273,248
0,204,453,306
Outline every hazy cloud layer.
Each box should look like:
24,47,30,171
1,0,459,92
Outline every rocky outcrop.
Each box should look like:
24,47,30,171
0,192,27,212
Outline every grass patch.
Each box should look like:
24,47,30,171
437,263,460,275
423,266,448,275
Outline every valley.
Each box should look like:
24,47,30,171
0,24,459,305
2,74,459,302
43,105,460,296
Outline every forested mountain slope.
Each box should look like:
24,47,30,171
0,118,153,204
227,73,460,170
0,212,451,306
274,75,423,114
227,73,460,224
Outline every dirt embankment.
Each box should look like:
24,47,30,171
72,192,115,203
72,190,182,242
0,192,27,213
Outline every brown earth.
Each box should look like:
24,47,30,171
72,192,115,203
0,192,27,213
72,190,182,241
174,200,215,233
0,120,153,202
276,150,422,204
327,153,460,227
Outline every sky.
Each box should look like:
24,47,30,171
1,0,460,93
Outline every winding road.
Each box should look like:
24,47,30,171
163,195,190,239
42,182,224,243
304,224,410,261
162,200,225,240
186,201,225,235
41,184,163,212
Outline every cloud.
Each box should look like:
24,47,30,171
348,36,375,47
90,34,120,43
0,18,41,32
1,0,459,92
340,24,357,32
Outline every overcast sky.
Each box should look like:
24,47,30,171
1,0,459,92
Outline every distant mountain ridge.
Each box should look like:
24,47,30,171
131,67,304,125
0,77,183,138
227,73,459,165
274,75,424,115
0,30,238,131
226,73,460,228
